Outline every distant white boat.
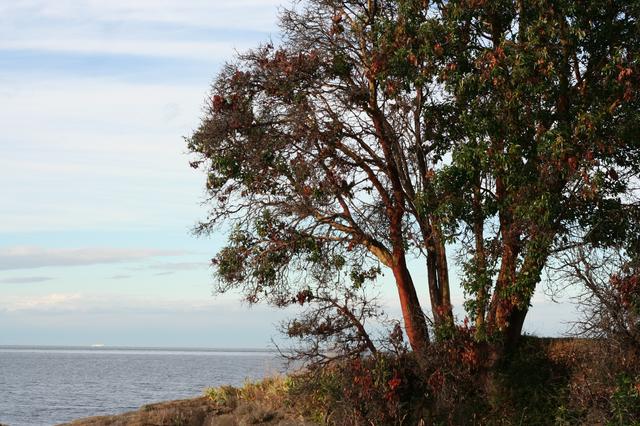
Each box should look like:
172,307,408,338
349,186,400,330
90,343,105,348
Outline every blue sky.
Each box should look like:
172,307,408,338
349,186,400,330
0,0,577,348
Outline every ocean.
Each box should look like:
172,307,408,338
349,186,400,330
0,346,286,426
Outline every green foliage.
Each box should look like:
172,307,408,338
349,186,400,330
491,338,573,425
610,374,640,426
204,385,238,407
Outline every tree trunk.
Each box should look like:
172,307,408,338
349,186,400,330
504,307,528,350
424,221,454,334
472,181,488,336
367,93,431,354
486,166,526,351
427,249,441,325
392,258,430,354
434,227,454,329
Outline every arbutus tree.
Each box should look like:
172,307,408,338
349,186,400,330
430,0,640,347
188,0,640,357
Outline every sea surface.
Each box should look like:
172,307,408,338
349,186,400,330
0,346,286,426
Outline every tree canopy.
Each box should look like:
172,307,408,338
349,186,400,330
188,0,640,356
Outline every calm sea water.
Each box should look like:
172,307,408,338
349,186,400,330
0,346,286,426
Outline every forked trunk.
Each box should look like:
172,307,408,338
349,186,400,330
424,222,454,334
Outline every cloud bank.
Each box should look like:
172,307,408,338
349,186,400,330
0,291,292,316
0,0,282,62
0,276,53,284
0,246,188,270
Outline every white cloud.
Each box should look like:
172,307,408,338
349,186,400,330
0,290,295,346
19,0,283,31
2,293,84,312
0,0,283,61
0,246,188,270
0,78,204,135
0,276,53,284
0,77,209,232
0,291,291,317
0,38,254,61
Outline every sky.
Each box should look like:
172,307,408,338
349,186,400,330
0,0,578,348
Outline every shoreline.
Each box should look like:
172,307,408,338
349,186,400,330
58,375,312,426
58,395,308,426
59,397,224,426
